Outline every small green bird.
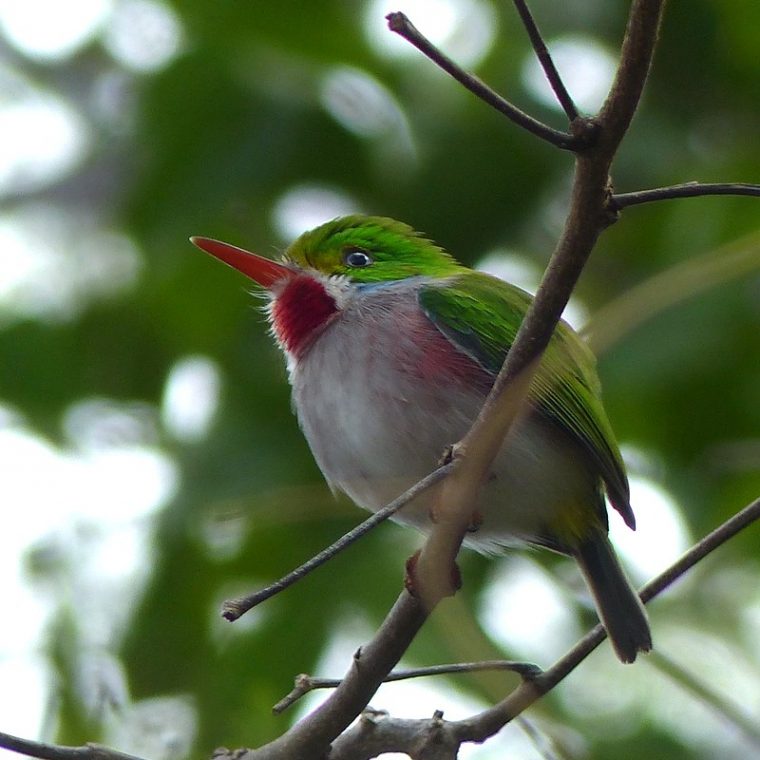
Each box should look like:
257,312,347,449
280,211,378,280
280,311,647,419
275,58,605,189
192,215,651,662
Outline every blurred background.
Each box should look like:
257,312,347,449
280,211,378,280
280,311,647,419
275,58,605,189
1,0,758,758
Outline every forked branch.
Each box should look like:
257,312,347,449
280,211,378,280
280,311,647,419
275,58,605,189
386,12,582,150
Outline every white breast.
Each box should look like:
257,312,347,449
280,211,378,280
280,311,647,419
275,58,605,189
288,281,598,553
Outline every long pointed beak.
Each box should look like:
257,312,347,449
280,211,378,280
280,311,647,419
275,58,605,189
190,236,294,289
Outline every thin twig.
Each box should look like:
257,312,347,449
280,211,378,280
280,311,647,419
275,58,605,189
638,496,760,604
596,0,665,156
221,462,453,621
386,12,579,150
273,660,542,714
612,181,760,208
511,0,579,120
0,732,145,760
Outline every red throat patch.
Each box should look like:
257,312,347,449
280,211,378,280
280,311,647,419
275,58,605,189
270,275,338,357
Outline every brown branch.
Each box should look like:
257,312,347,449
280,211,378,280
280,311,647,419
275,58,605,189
327,709,459,760
596,0,665,157
273,660,541,714
0,732,146,760
385,12,579,150
230,592,427,759
612,181,760,208
511,0,579,120
221,462,453,621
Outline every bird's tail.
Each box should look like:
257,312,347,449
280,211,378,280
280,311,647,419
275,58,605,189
574,534,652,663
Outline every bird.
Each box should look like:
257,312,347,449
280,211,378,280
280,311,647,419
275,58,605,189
191,214,651,663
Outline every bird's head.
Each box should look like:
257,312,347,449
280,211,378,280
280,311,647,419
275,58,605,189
191,215,463,358
191,215,463,291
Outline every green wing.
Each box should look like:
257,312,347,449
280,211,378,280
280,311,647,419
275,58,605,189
419,272,634,529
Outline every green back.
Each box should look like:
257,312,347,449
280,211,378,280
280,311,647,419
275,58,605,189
419,272,634,528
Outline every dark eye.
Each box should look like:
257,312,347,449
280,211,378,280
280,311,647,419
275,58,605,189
343,248,373,268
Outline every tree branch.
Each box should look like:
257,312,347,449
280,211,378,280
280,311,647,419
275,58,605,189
273,660,541,714
612,181,760,208
511,0,579,120
0,732,146,760
596,0,665,157
327,709,459,760
221,462,453,621
385,12,579,150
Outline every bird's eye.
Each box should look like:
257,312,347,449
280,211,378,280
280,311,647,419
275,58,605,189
343,248,373,268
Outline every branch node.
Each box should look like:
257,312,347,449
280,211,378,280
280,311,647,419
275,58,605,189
512,0,579,120
602,179,622,227
361,707,388,726
569,116,601,149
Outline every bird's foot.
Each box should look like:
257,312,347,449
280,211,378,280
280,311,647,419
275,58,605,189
405,550,462,596
439,441,466,466
466,510,483,533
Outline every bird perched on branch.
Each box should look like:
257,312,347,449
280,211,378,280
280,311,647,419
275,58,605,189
192,215,651,663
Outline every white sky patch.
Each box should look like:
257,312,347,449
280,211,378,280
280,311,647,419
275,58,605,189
105,694,197,760
559,620,760,752
522,35,617,114
321,66,416,159
272,185,361,241
103,0,184,73
161,355,221,442
64,397,159,450
321,66,404,139
477,249,590,329
0,657,49,758
0,78,90,197
364,0,497,69
0,0,111,60
609,473,691,585
478,557,582,662
0,406,177,752
0,205,142,323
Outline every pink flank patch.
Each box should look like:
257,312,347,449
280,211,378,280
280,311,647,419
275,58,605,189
271,275,338,357
407,311,492,391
